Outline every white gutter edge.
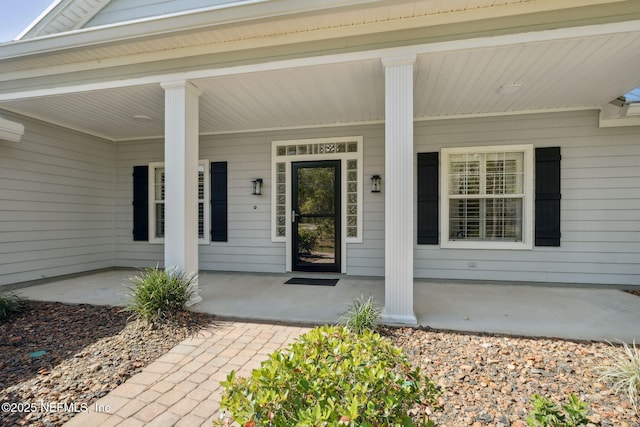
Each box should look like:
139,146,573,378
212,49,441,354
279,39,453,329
0,0,380,60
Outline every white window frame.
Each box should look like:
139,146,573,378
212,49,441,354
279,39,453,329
148,160,210,245
440,144,534,250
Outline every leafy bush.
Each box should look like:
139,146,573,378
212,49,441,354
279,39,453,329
527,393,591,427
125,267,195,323
0,290,26,322
595,341,640,413
216,325,439,426
297,228,318,254
338,294,382,334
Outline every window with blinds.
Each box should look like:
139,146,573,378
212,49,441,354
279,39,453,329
441,146,533,249
149,161,209,244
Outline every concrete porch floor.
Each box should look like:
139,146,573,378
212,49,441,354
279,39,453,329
12,269,640,343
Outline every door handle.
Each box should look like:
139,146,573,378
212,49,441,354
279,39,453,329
292,210,300,223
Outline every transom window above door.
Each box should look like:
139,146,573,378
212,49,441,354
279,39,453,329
440,145,533,250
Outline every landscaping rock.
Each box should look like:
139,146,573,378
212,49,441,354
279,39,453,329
2,301,638,426
388,327,639,426
0,301,214,427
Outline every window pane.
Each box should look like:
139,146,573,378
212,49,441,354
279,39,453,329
485,198,522,241
450,198,523,241
155,169,165,201
486,152,523,195
449,155,480,195
198,170,204,199
198,202,204,239
153,164,207,241
449,199,480,240
155,203,165,238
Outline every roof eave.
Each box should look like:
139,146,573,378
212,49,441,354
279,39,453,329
0,0,382,61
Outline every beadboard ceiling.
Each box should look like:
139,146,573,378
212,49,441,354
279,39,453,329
2,29,640,141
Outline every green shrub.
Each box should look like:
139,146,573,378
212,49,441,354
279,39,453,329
297,228,318,254
125,267,195,323
216,325,439,427
338,294,382,334
595,341,640,413
0,290,26,322
527,393,591,427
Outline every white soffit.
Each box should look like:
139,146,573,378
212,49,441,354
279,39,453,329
414,32,640,118
1,25,640,139
0,0,630,76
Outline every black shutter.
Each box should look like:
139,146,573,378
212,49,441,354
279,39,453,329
210,161,228,242
132,166,149,241
417,152,439,244
535,147,561,246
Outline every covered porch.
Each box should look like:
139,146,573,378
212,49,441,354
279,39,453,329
1,3,640,329
12,269,640,343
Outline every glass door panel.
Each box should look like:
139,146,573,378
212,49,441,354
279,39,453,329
292,161,341,272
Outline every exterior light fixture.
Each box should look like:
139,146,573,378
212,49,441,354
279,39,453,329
497,83,523,95
251,178,263,195
371,175,382,193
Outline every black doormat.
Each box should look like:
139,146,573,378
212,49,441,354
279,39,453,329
285,277,339,286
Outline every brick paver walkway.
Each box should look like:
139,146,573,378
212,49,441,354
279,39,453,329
64,321,309,427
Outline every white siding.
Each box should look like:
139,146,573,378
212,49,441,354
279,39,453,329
0,113,115,286
85,0,248,27
414,110,640,286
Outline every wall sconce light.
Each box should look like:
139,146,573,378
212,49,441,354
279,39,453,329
251,178,263,195
371,175,382,193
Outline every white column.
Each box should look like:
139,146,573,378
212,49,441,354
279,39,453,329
161,80,202,306
382,55,417,325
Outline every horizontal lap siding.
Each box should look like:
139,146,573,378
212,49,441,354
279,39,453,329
199,133,281,272
114,110,638,285
414,110,640,285
348,126,385,276
114,125,386,274
114,134,283,272
114,139,164,267
0,113,115,286
190,127,386,275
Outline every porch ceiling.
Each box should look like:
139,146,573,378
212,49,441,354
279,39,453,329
2,29,640,141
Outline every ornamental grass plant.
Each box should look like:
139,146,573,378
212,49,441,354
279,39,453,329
338,294,382,334
0,290,26,322
125,266,195,324
595,341,640,414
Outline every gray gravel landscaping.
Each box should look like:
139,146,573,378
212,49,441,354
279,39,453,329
1,300,638,426
389,327,638,426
